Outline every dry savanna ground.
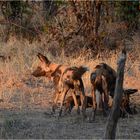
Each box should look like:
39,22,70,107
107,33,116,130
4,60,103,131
0,36,140,139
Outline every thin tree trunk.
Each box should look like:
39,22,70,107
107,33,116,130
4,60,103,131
104,49,127,139
95,1,101,37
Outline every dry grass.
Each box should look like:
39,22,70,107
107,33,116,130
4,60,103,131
0,33,140,139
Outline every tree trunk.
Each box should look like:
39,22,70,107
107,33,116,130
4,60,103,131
104,49,127,139
95,1,101,37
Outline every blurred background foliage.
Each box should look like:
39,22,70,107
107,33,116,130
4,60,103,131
0,0,139,56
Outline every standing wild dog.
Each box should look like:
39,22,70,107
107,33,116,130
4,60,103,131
58,66,88,118
32,53,88,117
32,53,67,113
90,63,117,121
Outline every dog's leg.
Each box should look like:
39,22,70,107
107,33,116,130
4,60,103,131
102,76,109,117
125,104,133,114
71,90,80,115
63,97,73,115
79,79,86,119
64,101,72,115
101,93,109,117
91,86,97,121
101,93,107,117
80,93,87,118
52,91,60,113
59,87,69,117
63,103,68,114
120,107,126,118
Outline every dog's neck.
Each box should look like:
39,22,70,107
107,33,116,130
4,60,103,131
49,63,60,72
51,64,62,77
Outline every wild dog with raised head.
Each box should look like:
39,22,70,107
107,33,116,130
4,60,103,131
32,53,88,117
90,63,117,121
32,53,67,113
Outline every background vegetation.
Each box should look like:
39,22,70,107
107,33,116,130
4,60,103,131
0,1,139,56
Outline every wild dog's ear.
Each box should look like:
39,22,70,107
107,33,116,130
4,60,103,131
124,89,138,95
37,53,50,64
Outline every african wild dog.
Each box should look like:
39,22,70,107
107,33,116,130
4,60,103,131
108,88,138,117
32,53,88,117
32,53,67,113
58,66,88,118
90,63,117,121
120,88,138,117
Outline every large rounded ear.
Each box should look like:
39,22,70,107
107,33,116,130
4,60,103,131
37,53,50,64
124,89,138,95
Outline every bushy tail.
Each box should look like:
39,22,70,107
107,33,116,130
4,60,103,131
73,66,89,79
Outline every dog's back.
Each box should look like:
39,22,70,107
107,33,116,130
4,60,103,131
60,66,88,92
90,63,117,119
91,63,116,97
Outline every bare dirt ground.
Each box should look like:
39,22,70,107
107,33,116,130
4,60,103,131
0,75,140,139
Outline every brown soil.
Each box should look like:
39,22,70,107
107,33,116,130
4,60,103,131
0,76,139,139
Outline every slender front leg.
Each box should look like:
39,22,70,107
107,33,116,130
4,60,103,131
59,87,69,117
71,90,80,114
63,100,71,114
91,85,97,121
102,76,109,116
52,90,60,113
79,79,86,119
101,93,107,117
102,76,109,103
